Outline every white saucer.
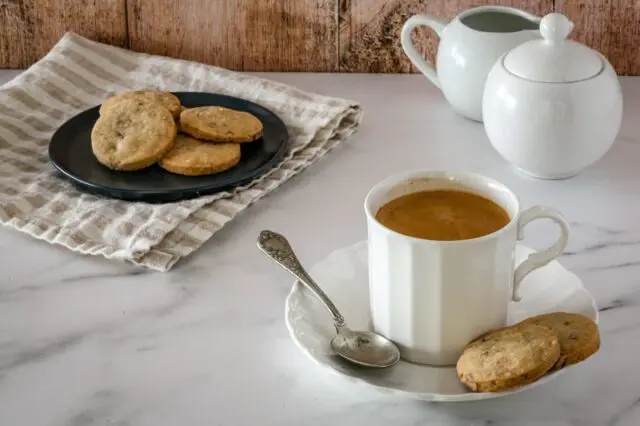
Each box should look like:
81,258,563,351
285,241,599,402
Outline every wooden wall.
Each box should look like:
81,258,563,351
1,0,639,75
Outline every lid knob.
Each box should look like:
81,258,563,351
540,13,574,44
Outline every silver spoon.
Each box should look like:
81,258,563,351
257,230,400,368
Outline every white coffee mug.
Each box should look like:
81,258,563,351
364,170,570,366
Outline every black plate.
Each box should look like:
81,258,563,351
49,92,290,203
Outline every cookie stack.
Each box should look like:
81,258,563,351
456,312,600,392
91,90,263,176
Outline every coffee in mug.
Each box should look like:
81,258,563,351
375,190,510,241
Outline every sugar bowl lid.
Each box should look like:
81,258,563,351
503,13,603,83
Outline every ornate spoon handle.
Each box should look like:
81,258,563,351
257,230,346,329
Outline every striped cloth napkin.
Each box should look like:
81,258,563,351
0,33,362,271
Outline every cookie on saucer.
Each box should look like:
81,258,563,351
100,90,182,119
517,312,600,370
180,106,263,143
456,323,560,392
91,98,177,171
158,133,241,176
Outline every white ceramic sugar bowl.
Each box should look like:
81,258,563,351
482,13,623,179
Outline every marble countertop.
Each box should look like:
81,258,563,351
1,69,639,426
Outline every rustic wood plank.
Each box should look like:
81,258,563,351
0,0,127,69
0,0,30,68
556,0,640,76
339,0,554,73
128,0,338,72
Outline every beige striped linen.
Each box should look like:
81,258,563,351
0,33,362,271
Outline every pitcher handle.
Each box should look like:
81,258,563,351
400,14,447,89
512,206,570,302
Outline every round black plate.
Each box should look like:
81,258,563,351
49,92,290,203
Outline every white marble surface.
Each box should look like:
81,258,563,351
0,69,639,426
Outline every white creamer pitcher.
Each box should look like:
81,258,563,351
401,6,541,122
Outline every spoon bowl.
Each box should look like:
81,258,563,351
257,230,400,368
331,329,400,368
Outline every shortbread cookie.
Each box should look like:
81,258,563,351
91,98,177,171
180,106,263,143
100,90,182,119
456,324,560,392
158,134,241,176
517,312,600,370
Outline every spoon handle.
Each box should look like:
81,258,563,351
257,230,346,329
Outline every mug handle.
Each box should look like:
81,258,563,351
400,14,447,89
512,206,570,302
